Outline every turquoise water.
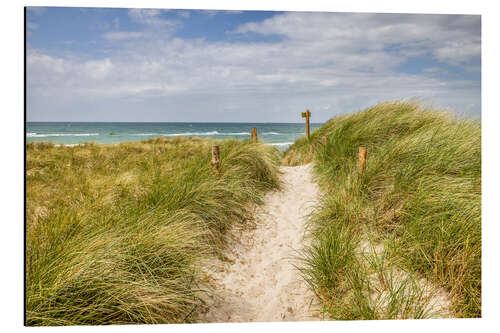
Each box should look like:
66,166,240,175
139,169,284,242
27,122,322,150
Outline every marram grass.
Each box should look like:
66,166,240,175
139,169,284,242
26,137,280,326
285,101,481,318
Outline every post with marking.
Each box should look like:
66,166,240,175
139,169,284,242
252,127,257,143
358,147,367,173
211,145,220,175
301,109,311,140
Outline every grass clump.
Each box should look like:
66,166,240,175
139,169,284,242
26,137,280,326
285,101,481,318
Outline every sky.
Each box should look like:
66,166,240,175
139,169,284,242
26,7,481,122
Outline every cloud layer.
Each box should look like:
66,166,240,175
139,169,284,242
27,10,481,122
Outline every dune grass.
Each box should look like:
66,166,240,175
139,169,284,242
26,137,280,326
284,101,481,319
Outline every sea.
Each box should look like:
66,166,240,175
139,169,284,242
26,122,323,151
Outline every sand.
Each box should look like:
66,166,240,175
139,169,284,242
200,163,451,322
200,164,320,322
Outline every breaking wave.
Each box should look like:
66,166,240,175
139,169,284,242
27,133,99,138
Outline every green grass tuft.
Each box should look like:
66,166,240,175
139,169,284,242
26,137,281,326
285,101,481,318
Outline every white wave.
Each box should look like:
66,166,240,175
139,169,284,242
267,142,294,147
27,133,99,138
162,131,219,137
160,131,250,137
221,132,251,136
262,132,281,135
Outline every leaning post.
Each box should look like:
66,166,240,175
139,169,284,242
358,147,367,173
211,145,220,175
301,109,311,140
252,127,258,143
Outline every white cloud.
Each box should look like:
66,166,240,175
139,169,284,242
26,12,481,121
422,67,449,75
433,40,481,65
26,7,46,15
201,10,245,17
102,31,144,41
200,10,219,17
83,59,114,79
27,49,69,76
128,8,179,29
235,12,481,66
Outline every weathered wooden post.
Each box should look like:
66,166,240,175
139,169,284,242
252,127,257,143
358,147,367,173
301,109,311,140
211,145,220,175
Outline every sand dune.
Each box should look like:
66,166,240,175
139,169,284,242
201,164,320,322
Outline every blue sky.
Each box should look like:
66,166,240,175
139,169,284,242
26,7,481,122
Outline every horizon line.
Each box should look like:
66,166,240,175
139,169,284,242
26,121,325,124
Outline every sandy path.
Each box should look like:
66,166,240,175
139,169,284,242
200,164,320,323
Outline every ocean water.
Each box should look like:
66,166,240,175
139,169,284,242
26,122,323,150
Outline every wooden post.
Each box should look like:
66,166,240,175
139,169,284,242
301,109,311,140
358,147,367,173
211,145,220,175
252,127,257,143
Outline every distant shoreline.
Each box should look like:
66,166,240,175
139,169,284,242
26,121,325,125
26,122,319,150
